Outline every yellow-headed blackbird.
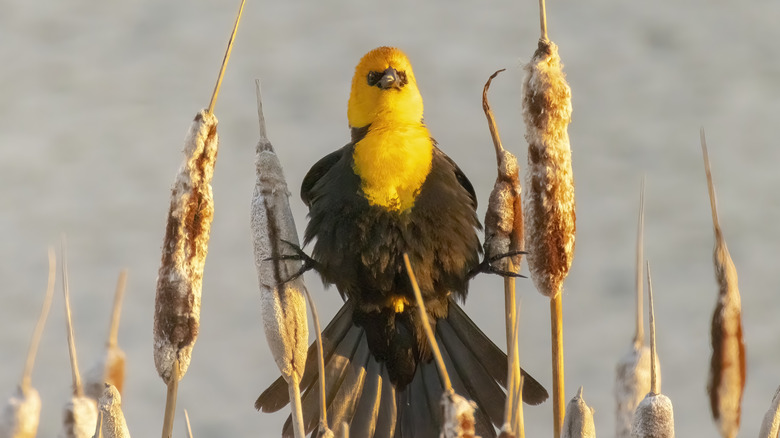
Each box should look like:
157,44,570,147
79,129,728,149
256,46,547,437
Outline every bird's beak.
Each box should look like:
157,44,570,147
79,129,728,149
378,68,401,90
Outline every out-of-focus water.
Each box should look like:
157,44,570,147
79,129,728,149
2,0,779,436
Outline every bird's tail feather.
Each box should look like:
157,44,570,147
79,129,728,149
256,299,548,438
446,301,549,406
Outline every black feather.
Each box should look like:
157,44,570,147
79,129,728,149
350,358,383,437
447,302,549,406
327,336,371,436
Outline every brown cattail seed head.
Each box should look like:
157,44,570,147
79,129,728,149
702,135,746,438
522,39,576,299
441,391,479,438
153,110,218,384
484,150,523,269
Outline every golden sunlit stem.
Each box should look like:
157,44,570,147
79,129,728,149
403,254,452,392
21,247,56,393
161,359,179,438
207,0,246,115
302,287,329,432
551,294,565,438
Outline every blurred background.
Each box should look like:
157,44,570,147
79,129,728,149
2,0,779,436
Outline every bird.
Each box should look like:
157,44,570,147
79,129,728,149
255,46,547,438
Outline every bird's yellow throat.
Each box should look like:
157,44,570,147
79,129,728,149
353,122,433,212
347,47,433,212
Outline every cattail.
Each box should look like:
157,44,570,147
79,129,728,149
153,108,217,438
60,241,99,438
97,384,130,438
701,130,745,438
482,69,525,437
153,109,217,385
758,385,780,438
482,68,524,274
440,392,479,438
85,271,128,400
522,15,576,436
522,39,575,301
615,180,658,438
154,2,244,436
0,387,41,438
631,262,674,438
250,80,310,438
60,397,99,438
561,387,595,438
1,248,55,438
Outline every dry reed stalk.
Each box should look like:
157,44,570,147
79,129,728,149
92,412,103,438
207,0,245,115
403,254,452,392
481,69,524,342
85,270,128,400
701,130,745,438
97,384,130,438
481,69,526,437
758,386,780,438
499,302,524,438
630,262,674,438
561,387,595,438
302,288,332,437
615,180,658,438
60,241,99,438
522,21,575,436
0,248,55,438
184,409,193,438
249,80,309,438
338,422,349,438
404,254,479,438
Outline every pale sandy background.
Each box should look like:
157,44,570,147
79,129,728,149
2,0,779,436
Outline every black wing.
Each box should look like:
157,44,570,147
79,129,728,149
301,145,351,207
432,143,477,210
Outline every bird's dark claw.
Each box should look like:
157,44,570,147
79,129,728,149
468,249,528,279
264,239,318,283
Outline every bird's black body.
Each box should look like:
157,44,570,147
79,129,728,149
302,130,480,387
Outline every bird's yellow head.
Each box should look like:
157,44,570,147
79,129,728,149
347,47,424,129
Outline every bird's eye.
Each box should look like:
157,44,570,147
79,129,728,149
397,71,408,87
367,71,382,86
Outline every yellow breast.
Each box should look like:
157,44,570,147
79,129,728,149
352,123,433,212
